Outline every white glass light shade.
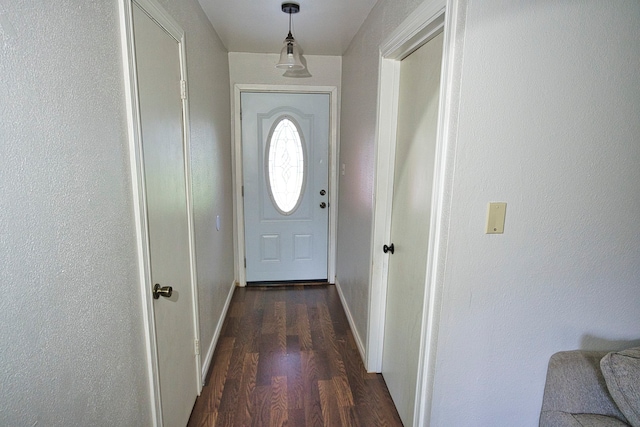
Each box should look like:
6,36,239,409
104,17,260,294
276,39,305,70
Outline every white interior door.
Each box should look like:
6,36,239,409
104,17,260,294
242,92,330,283
133,4,198,426
382,32,444,427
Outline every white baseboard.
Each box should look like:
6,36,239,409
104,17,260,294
201,280,236,382
334,279,367,366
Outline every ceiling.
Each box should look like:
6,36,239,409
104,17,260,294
197,0,379,56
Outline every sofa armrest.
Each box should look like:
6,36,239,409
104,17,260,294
540,350,627,421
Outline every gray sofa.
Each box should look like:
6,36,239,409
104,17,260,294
540,347,640,427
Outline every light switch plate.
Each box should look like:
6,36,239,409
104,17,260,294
486,202,506,234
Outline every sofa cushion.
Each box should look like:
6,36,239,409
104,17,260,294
601,347,640,427
541,351,627,419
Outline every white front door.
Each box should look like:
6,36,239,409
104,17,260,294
242,92,330,282
132,4,198,426
382,32,444,427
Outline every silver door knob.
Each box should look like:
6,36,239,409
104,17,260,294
153,284,173,299
320,202,327,209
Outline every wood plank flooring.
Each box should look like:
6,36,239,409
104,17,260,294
188,284,403,427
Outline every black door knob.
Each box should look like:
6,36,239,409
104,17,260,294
383,243,394,254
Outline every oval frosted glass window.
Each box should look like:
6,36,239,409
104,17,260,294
266,117,306,215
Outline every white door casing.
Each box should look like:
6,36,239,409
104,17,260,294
369,2,459,425
242,92,330,282
381,32,444,427
233,85,339,287
121,0,201,425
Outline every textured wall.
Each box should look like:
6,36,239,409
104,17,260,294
157,0,234,374
0,1,149,425
430,1,640,425
337,0,424,352
340,0,640,425
0,0,233,423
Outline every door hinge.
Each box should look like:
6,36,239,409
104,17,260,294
241,185,244,197
180,80,187,100
240,109,242,120
194,339,200,355
244,257,246,268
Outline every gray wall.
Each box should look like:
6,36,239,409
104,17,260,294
0,1,149,424
156,0,235,375
430,1,640,425
0,0,232,424
338,0,640,425
337,0,424,352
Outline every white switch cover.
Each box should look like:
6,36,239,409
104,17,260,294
486,202,506,234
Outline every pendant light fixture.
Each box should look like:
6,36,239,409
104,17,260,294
275,2,305,70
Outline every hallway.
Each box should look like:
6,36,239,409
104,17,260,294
3,0,639,425
187,285,403,426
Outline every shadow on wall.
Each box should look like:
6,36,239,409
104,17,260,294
580,335,640,352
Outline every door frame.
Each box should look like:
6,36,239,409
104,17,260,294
232,85,339,286
368,0,464,425
119,0,202,425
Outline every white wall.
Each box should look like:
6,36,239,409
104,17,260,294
0,0,233,424
337,0,424,354
430,1,640,425
156,0,235,376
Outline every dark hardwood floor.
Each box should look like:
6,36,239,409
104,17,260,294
188,284,403,427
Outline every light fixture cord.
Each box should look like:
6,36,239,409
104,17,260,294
287,12,294,53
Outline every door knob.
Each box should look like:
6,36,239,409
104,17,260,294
320,189,326,196
320,202,327,209
153,284,173,299
383,243,395,254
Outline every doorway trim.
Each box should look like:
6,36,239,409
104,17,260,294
368,0,464,425
119,0,203,425
232,84,339,287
